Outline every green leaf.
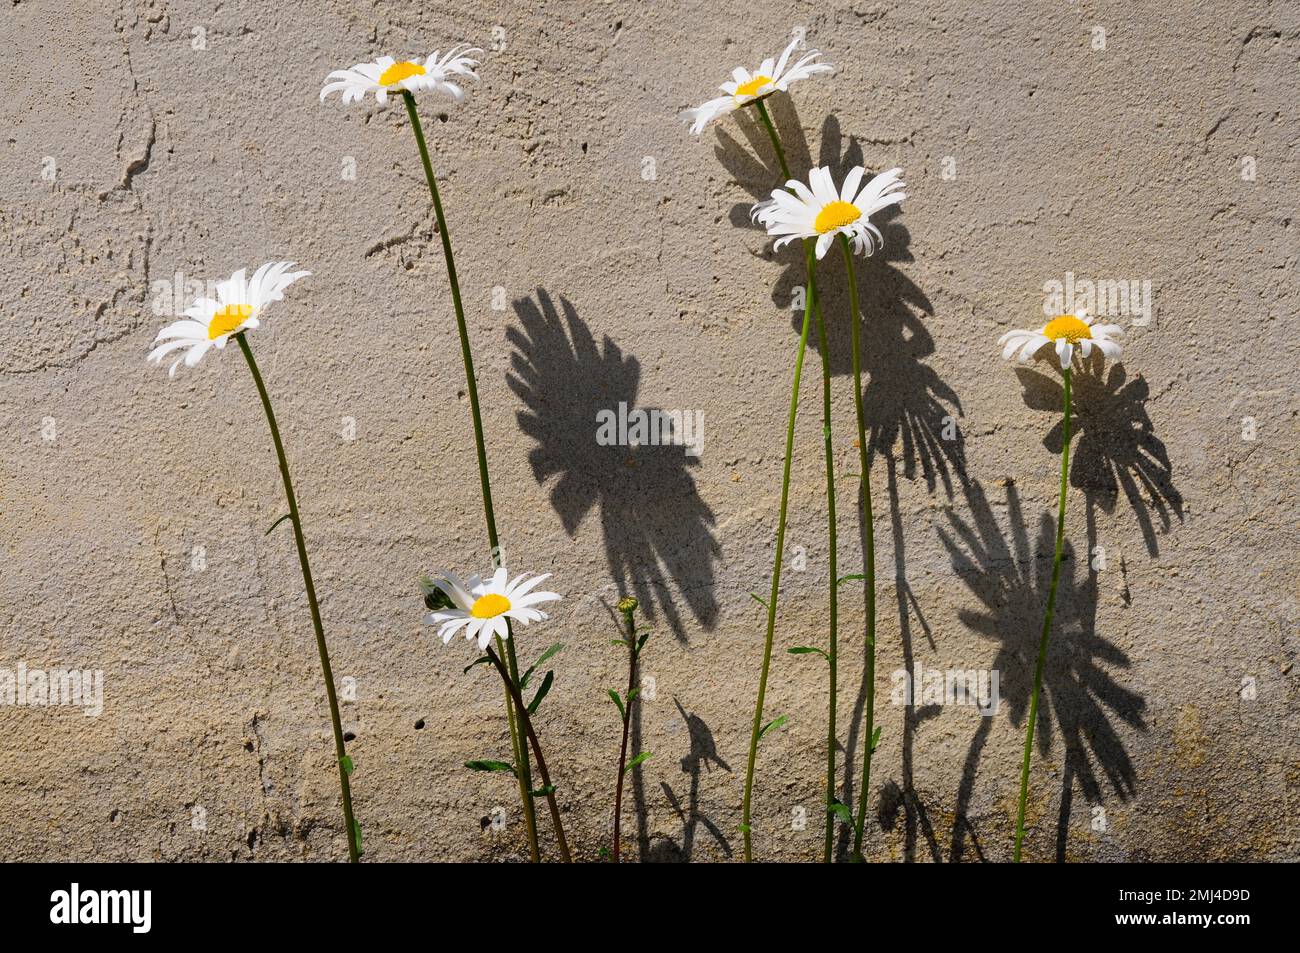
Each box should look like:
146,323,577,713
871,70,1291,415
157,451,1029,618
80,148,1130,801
529,784,556,797
527,670,554,714
635,632,650,655
608,688,625,720
758,714,788,741
464,759,516,776
463,655,490,675
535,642,565,667
265,513,292,536
787,646,829,660
610,639,627,647
340,755,355,776
738,823,752,834
870,726,882,753
829,800,853,824
627,687,641,705
837,573,866,587
625,751,652,771
352,819,363,856
749,592,769,611
521,642,564,689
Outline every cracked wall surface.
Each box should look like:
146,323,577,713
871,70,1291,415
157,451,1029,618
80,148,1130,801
1,0,1296,862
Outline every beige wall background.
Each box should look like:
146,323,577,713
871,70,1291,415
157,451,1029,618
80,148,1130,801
1,0,1296,862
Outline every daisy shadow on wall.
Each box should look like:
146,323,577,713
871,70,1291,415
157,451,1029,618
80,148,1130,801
938,479,1147,862
717,106,962,492
1014,364,1183,557
507,290,720,642
717,105,965,861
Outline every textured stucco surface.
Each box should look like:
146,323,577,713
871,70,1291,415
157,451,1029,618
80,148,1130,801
1,0,1296,862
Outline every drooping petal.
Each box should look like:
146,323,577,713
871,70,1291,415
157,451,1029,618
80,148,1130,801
430,571,476,612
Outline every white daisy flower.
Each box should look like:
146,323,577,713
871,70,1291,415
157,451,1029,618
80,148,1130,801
320,46,482,106
147,262,309,377
998,310,1124,370
753,165,906,259
424,567,561,651
680,36,833,134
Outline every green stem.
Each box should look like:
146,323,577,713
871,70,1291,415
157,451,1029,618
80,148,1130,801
401,90,540,861
484,647,572,863
841,236,878,860
740,100,816,863
612,604,638,863
753,100,839,863
809,250,838,865
1014,367,1072,862
234,333,359,863
754,99,791,180
740,298,812,863
749,98,840,861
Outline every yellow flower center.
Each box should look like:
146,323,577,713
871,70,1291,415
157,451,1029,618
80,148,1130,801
1042,314,1093,344
379,61,426,87
208,303,254,340
471,593,511,619
734,75,773,98
813,200,862,234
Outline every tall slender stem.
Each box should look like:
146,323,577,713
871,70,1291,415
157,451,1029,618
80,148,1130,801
484,647,571,862
612,602,639,863
841,237,878,860
740,299,811,863
740,101,815,862
808,249,839,865
750,98,839,862
234,333,359,863
400,90,540,860
1014,367,1072,862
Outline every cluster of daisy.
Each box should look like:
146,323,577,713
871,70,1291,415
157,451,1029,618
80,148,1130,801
677,33,1129,864
680,34,1125,373
140,27,1131,865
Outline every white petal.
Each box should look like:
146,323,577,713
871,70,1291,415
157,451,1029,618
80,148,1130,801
505,572,554,600
512,590,561,608
840,166,865,202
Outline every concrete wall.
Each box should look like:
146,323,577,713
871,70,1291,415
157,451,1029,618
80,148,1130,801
0,0,1295,861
